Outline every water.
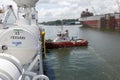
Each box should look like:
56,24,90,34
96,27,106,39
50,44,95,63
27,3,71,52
43,25,120,80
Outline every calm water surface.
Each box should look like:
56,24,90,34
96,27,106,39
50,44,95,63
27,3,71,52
43,25,120,80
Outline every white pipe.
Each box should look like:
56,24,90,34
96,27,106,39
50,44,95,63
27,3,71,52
32,75,49,80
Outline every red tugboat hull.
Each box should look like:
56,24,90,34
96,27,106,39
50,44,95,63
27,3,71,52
46,39,88,49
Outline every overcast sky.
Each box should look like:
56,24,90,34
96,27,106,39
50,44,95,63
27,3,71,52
0,0,120,22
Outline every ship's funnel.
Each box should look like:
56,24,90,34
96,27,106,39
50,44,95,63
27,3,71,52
13,0,39,7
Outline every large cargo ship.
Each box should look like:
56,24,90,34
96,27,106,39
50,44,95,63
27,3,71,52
79,9,120,30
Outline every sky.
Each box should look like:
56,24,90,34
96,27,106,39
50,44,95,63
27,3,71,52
0,0,120,22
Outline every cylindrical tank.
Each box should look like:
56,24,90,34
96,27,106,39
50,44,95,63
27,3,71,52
0,25,41,65
0,54,23,80
13,0,39,7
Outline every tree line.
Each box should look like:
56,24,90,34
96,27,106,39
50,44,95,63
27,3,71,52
40,19,79,25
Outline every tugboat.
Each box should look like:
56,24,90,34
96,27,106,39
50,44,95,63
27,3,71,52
46,29,88,49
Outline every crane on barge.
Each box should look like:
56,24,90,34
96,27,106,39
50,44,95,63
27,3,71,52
0,0,49,80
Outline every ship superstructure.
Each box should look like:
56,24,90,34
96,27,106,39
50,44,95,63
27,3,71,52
0,0,49,80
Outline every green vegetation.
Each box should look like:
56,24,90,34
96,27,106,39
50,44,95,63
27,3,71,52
40,19,79,25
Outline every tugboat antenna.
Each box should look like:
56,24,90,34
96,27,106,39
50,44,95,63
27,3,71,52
61,20,63,31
